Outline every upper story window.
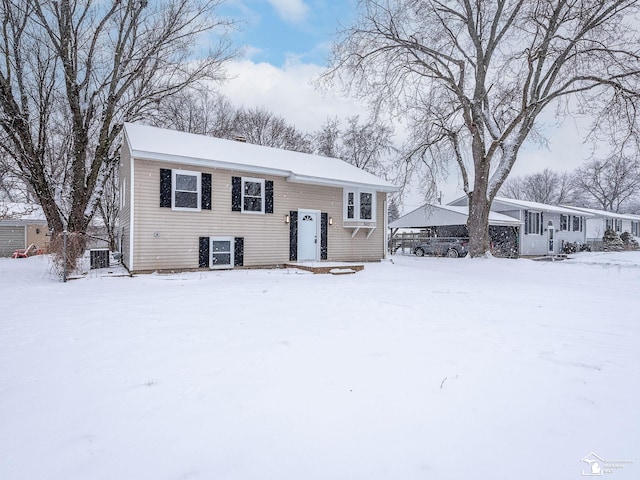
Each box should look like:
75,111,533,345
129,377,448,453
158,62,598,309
344,188,376,222
231,176,273,214
525,210,542,235
606,218,613,231
560,214,568,231
160,168,211,211
347,192,355,219
360,192,373,220
242,177,264,213
172,169,201,211
615,219,622,232
572,215,582,232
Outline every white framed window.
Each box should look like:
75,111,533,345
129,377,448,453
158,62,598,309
572,215,582,232
560,215,568,231
172,169,201,211
343,188,376,222
632,221,639,236
615,219,622,232
526,211,541,235
242,177,264,213
210,237,234,269
346,192,355,219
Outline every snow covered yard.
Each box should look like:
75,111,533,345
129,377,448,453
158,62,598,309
1,252,639,480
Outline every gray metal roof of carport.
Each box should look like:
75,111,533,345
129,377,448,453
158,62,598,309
389,204,522,229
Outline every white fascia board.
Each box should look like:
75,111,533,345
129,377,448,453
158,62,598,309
126,129,136,272
561,205,632,220
492,197,594,216
286,174,398,193
131,150,288,178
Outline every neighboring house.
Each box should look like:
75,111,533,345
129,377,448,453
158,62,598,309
0,203,50,257
119,123,397,273
388,203,522,256
448,196,592,256
560,206,640,246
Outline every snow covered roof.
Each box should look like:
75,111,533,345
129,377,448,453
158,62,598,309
123,123,397,192
560,205,640,220
0,203,46,224
491,197,595,216
389,204,521,229
449,195,595,216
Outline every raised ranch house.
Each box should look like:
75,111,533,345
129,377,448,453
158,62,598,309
119,123,397,273
448,196,592,256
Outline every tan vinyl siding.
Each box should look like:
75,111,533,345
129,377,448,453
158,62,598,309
26,224,49,251
131,158,387,271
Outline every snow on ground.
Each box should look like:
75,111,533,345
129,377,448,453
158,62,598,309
1,252,639,479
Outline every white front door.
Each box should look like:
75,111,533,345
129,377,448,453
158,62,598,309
298,210,319,261
547,222,555,254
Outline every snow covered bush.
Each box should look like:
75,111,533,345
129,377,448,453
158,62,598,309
602,229,624,251
620,232,640,250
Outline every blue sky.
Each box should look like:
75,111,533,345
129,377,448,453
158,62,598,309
219,0,356,67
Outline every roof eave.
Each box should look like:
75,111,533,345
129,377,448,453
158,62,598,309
287,174,398,192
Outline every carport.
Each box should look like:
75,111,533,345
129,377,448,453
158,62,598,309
389,204,522,257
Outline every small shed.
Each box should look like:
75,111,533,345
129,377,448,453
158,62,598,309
0,204,49,257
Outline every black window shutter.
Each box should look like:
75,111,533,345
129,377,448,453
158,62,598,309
540,212,544,235
202,173,212,210
289,211,298,261
265,180,274,214
234,237,244,266
231,176,241,211
321,212,328,260
198,237,210,268
160,169,172,208
524,210,529,235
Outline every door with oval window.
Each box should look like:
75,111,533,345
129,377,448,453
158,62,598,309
547,221,554,254
297,210,319,261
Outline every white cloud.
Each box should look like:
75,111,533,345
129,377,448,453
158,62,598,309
215,59,596,212
267,0,309,24
217,58,367,132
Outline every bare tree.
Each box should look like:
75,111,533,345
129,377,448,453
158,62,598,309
325,0,640,256
500,169,575,204
97,169,120,252
313,115,395,176
0,0,234,240
572,156,640,212
313,117,341,158
231,106,312,152
151,89,237,138
153,95,312,152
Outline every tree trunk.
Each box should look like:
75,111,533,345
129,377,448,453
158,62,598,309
467,159,492,257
